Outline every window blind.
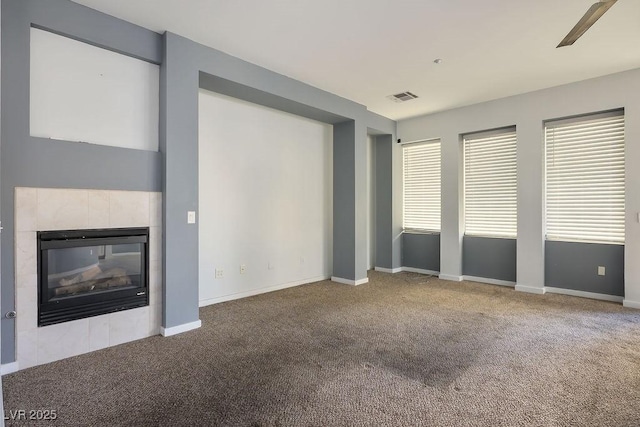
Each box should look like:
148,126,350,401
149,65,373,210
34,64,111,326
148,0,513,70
545,111,625,244
464,128,517,238
403,140,441,232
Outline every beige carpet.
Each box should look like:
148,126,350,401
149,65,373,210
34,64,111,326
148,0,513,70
4,271,640,426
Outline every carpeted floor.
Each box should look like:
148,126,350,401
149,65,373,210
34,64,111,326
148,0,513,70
3,271,640,426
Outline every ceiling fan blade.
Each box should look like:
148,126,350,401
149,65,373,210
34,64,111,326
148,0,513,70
557,0,618,48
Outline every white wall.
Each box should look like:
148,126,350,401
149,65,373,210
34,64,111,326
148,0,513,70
398,68,640,306
29,28,159,151
198,90,333,305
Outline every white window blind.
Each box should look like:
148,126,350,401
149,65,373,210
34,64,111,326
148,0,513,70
545,111,625,244
464,128,517,238
403,140,441,232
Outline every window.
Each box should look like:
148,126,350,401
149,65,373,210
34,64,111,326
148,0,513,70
403,140,441,232
545,111,625,244
464,128,517,238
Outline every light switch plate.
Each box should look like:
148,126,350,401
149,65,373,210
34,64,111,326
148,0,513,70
187,211,196,224
598,266,605,276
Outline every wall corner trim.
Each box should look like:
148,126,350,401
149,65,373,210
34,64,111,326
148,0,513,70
160,320,202,337
463,276,516,287
1,362,20,376
515,284,546,295
438,274,463,282
403,267,439,276
374,267,402,274
331,277,369,286
622,299,640,310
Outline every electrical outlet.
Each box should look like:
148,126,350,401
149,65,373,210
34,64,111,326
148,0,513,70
215,269,224,278
598,266,605,276
240,264,246,274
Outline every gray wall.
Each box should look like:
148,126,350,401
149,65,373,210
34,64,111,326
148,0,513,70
545,241,624,296
463,236,516,282
1,0,397,363
1,0,162,363
402,233,440,272
161,31,395,303
159,33,200,328
333,121,357,280
398,67,640,304
1,0,4,421
374,135,402,270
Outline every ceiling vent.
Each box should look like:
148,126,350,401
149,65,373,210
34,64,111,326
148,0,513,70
387,91,419,103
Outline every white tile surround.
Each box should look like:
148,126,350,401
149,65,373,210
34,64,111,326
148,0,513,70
14,187,162,370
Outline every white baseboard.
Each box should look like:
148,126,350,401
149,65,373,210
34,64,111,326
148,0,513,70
374,267,402,274
545,287,623,303
515,284,546,295
1,362,19,375
402,267,439,276
439,273,463,282
463,275,516,287
160,320,202,337
622,299,640,309
199,276,328,307
331,276,369,286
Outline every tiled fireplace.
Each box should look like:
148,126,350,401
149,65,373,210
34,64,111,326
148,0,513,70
15,188,162,370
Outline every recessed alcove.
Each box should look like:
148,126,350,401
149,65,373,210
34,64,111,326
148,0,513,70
29,28,160,151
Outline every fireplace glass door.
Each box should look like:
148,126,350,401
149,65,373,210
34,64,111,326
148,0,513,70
46,243,142,300
38,228,149,326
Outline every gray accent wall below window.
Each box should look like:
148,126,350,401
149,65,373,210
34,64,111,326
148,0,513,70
545,241,624,297
462,236,516,282
402,233,440,272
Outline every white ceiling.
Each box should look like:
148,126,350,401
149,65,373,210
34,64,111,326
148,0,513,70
71,0,640,121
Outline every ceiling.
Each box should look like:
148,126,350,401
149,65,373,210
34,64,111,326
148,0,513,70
71,0,640,121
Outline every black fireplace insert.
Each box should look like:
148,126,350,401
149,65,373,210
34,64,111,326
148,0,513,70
37,228,149,327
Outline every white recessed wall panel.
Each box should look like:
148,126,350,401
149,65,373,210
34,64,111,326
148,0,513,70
30,28,159,151
198,89,332,304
